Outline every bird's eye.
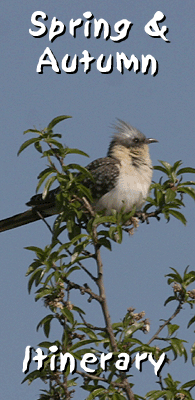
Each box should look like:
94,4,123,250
134,138,139,143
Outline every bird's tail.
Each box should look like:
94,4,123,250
0,209,43,232
0,202,58,233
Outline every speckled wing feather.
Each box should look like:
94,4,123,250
27,158,120,206
83,157,120,199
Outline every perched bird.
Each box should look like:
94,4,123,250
0,120,158,232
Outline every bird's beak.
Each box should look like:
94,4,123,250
145,138,158,144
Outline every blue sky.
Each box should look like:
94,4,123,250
1,1,195,399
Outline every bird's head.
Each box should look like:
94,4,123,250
107,119,158,163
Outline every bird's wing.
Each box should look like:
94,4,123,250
84,157,120,199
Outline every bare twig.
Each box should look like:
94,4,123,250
147,301,183,346
92,222,117,351
63,277,101,302
79,313,106,332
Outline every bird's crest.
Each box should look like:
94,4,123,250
113,119,146,142
107,119,147,156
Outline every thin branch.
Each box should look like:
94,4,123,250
76,370,134,400
92,222,118,352
76,369,107,382
130,301,183,368
147,301,183,346
63,277,101,302
156,373,164,390
79,313,106,332
92,222,135,400
66,247,97,282
136,209,161,223
35,210,57,236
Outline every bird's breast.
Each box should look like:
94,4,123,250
95,163,152,214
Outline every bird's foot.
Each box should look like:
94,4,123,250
124,216,139,235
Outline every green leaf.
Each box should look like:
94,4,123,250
72,348,96,360
61,307,74,324
112,322,123,330
168,210,187,225
44,138,64,149
178,180,195,186
17,138,40,156
108,226,118,240
52,133,62,138
93,214,117,225
47,115,72,131
86,388,106,400
167,324,179,336
34,141,42,153
191,342,195,366
77,327,98,340
65,148,89,158
177,167,195,175
67,164,92,176
67,233,88,246
169,338,188,361
183,270,195,285
25,245,44,255
23,128,41,135
172,160,182,172
112,394,127,400
28,269,44,293
73,306,85,314
154,187,163,206
79,184,93,201
36,315,54,337
26,260,42,276
145,196,156,205
181,380,195,389
166,268,183,284
98,237,112,250
188,315,195,328
35,288,53,301
143,203,153,212
153,165,168,174
42,176,57,199
67,378,78,387
178,186,195,200
21,370,44,384
164,296,176,306
165,188,176,203
159,160,172,172
65,266,80,278
115,225,123,243
38,340,57,348
36,168,55,192
70,339,101,351
146,389,167,399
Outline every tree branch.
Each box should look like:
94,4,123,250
147,301,183,346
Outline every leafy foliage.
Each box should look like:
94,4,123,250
144,160,195,225
19,116,195,400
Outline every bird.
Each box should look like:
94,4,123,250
0,120,158,233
